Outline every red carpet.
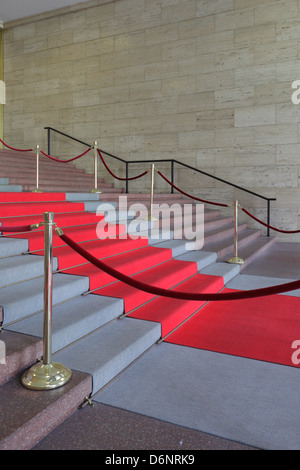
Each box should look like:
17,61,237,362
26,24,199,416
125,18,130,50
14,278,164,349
0,192,66,202
0,201,85,217
63,245,173,290
6,222,126,251
35,236,149,269
166,288,300,367
1,211,104,229
96,259,199,313
129,274,224,336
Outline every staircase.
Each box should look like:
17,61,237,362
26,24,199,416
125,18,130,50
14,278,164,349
0,147,121,193
0,148,276,449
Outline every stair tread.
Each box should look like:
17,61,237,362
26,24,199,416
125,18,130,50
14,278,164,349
0,272,89,325
53,317,161,393
7,294,124,354
0,254,58,288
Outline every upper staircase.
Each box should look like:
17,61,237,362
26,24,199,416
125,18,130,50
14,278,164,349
0,148,276,449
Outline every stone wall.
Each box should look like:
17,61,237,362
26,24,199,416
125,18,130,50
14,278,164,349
3,0,300,240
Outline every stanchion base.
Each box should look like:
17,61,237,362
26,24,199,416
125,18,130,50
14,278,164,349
226,256,245,265
32,188,43,193
89,188,102,193
21,362,72,391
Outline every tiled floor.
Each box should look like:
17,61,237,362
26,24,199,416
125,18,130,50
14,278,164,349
33,401,256,450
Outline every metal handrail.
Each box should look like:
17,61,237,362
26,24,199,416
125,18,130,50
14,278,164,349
44,126,276,236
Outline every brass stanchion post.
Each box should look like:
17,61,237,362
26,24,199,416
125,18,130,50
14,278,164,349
21,212,72,390
90,141,101,193
32,144,43,193
227,200,245,265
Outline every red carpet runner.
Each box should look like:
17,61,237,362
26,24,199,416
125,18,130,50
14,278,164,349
166,288,300,367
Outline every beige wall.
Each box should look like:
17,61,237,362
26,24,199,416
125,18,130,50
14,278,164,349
3,0,300,240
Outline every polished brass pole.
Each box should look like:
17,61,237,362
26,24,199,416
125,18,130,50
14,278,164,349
43,212,53,365
226,200,244,265
32,144,43,193
90,141,101,193
21,212,72,390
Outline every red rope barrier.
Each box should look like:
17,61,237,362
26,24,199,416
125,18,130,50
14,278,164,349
0,225,32,232
58,231,300,301
0,138,33,152
242,207,300,234
156,170,230,208
40,147,92,163
98,150,149,181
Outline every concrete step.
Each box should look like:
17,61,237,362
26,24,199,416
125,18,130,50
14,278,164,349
7,293,124,354
0,184,23,192
0,272,89,325
0,237,29,257
0,254,58,288
0,178,9,184
204,228,264,261
53,316,161,394
20,183,123,193
236,236,277,270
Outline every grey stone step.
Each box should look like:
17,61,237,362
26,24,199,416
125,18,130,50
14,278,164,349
7,293,124,354
0,237,29,257
175,250,217,271
0,254,58,288
200,262,240,285
53,317,161,393
0,273,89,325
153,239,195,257
0,178,9,184
65,193,102,201
0,185,23,192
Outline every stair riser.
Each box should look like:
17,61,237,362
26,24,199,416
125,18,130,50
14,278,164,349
216,231,261,260
0,372,92,450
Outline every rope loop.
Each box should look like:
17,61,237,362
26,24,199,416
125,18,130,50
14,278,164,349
97,149,149,181
156,169,230,208
55,229,300,301
40,147,92,163
0,138,33,152
241,207,300,234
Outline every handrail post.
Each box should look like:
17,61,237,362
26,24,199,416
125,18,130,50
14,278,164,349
21,212,72,390
126,162,129,194
171,161,174,194
32,144,43,193
148,163,157,221
267,200,271,237
227,200,245,265
90,141,101,194
47,127,51,155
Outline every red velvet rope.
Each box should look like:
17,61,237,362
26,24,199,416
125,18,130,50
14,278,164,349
1,225,32,232
98,150,149,181
58,232,300,301
242,207,300,234
0,138,33,152
156,170,229,208
40,147,92,163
